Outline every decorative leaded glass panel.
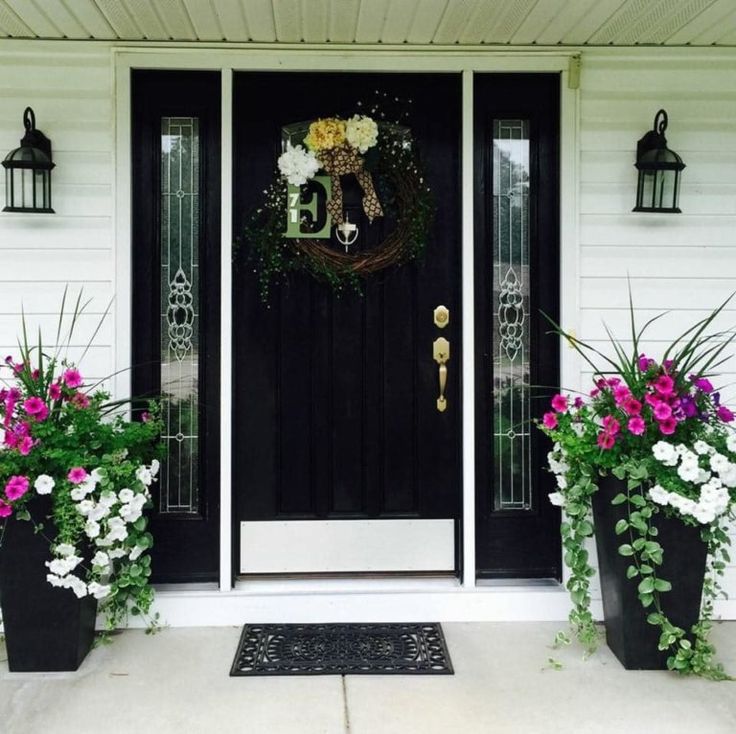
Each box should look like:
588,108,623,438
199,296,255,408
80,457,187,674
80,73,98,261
160,117,200,514
492,119,532,512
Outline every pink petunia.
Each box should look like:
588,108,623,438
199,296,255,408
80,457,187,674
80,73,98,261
573,397,584,409
551,394,568,413
653,402,672,421
653,375,675,397
67,467,88,484
23,397,46,416
0,500,11,518
627,416,646,436
717,405,735,423
48,382,62,401
542,412,558,429
71,392,90,409
691,376,714,393
141,411,151,423
622,396,642,416
658,417,677,435
638,354,655,372
597,432,615,450
18,435,34,455
4,475,30,501
645,393,661,408
613,385,631,405
601,415,621,436
62,369,83,389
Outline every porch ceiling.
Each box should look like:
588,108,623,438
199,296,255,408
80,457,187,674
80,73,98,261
0,0,735,46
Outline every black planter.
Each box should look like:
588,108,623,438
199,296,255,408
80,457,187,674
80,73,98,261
591,476,708,670
0,496,97,672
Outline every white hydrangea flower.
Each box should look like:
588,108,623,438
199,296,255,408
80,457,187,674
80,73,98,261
652,441,678,466
277,141,320,186
345,114,379,153
548,492,565,507
648,485,670,505
34,474,55,495
87,581,111,600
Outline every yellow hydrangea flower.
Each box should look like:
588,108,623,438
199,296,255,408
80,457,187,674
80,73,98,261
304,118,347,152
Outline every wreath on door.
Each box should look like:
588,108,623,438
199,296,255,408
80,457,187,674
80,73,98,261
236,105,434,300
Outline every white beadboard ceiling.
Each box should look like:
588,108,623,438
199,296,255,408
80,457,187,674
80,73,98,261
0,0,735,46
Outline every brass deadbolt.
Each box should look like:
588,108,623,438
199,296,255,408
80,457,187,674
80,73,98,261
434,305,449,329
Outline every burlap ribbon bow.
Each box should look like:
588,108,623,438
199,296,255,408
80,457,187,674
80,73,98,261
320,146,384,225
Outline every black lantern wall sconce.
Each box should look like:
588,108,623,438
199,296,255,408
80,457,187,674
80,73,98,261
3,107,55,214
633,109,685,213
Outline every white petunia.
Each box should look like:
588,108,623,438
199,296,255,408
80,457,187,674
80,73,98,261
135,466,153,487
108,548,128,559
84,519,101,538
129,545,144,561
55,543,76,558
150,459,160,478
118,488,135,503
87,582,111,600
693,505,717,525
98,490,118,509
91,467,106,483
119,504,142,523
556,475,568,490
726,433,736,454
46,573,64,588
710,453,730,473
571,422,586,437
70,487,88,501
652,441,678,466
648,485,670,505
66,575,88,599
277,141,320,186
92,551,110,568
76,499,94,516
548,492,565,507
677,462,701,483
694,440,714,456
34,474,55,495
88,503,110,522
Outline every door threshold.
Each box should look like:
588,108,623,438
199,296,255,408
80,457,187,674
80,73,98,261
234,574,461,594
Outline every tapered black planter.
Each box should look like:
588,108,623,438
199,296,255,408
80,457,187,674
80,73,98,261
0,497,97,672
591,476,708,670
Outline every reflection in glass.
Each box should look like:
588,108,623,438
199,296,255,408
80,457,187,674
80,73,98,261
160,117,200,514
492,120,532,512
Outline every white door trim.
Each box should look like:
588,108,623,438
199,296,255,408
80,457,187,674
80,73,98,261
112,46,579,606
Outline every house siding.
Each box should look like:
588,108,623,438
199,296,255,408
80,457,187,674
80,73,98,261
0,41,735,619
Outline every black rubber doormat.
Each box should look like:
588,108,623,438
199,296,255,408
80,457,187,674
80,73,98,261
230,622,454,676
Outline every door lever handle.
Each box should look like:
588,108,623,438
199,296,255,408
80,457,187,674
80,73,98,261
433,337,450,412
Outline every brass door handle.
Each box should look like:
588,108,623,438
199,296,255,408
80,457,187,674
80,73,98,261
433,337,450,412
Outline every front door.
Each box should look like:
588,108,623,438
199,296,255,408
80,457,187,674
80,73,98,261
233,72,462,575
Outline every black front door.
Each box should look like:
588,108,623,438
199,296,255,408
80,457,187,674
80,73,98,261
233,72,462,575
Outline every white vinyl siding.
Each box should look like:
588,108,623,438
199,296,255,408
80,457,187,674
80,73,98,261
0,41,734,620
0,45,114,384
578,51,736,617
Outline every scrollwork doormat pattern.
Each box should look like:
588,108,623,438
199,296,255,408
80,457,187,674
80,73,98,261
230,623,454,676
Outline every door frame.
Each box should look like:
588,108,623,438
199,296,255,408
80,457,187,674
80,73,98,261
113,46,581,598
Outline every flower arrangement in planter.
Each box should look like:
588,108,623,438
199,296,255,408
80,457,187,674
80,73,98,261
539,295,735,679
0,298,162,671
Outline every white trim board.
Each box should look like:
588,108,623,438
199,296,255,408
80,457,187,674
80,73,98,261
240,520,455,574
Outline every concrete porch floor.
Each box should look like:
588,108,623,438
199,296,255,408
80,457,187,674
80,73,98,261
1,622,735,734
